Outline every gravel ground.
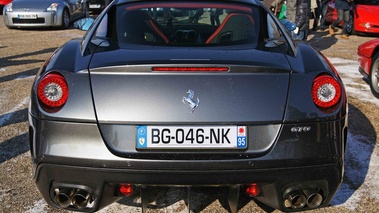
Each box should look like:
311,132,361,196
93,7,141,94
1,14,379,213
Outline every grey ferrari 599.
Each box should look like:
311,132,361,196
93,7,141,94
28,0,348,212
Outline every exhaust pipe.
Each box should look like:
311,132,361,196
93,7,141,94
54,188,75,208
304,190,323,208
283,191,306,209
72,189,91,209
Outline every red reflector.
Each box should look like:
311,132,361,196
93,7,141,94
311,75,342,109
119,184,133,197
246,184,260,197
152,67,229,72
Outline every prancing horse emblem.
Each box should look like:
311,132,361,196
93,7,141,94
182,89,200,113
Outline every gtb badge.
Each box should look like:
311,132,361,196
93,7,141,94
182,89,200,113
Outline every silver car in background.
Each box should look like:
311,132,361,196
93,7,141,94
2,0,89,29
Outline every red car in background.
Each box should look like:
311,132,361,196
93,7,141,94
0,0,12,13
351,0,379,34
326,0,379,35
357,38,379,97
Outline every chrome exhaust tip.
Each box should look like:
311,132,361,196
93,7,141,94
304,190,323,208
72,189,91,209
54,188,74,208
283,191,307,209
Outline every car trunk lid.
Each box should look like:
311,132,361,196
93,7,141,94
88,48,290,158
89,48,291,123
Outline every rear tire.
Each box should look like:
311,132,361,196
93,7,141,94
370,52,379,98
61,9,70,29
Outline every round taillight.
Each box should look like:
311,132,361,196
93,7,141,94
37,73,68,110
311,75,341,109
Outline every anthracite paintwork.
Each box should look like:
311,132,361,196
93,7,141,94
28,0,348,212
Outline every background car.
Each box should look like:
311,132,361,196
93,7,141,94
2,0,89,29
28,0,348,212
357,38,379,98
325,0,379,35
350,0,379,34
88,0,109,12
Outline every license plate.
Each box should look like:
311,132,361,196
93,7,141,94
136,126,247,149
18,14,37,19
89,4,101,9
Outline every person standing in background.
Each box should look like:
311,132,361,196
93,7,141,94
286,0,297,22
210,8,223,26
311,0,321,30
292,0,310,40
266,0,284,17
264,0,296,22
189,8,204,23
329,0,351,39
278,1,287,19
318,0,331,31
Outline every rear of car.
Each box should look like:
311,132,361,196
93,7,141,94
28,0,348,212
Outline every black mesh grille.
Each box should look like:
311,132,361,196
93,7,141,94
12,18,45,24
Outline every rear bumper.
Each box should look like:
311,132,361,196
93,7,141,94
35,162,343,212
29,114,347,212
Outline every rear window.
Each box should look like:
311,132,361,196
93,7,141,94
109,2,261,47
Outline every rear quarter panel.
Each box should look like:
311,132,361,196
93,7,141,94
29,39,97,122
284,42,348,122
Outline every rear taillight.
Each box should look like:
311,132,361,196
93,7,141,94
311,75,341,109
37,73,68,112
